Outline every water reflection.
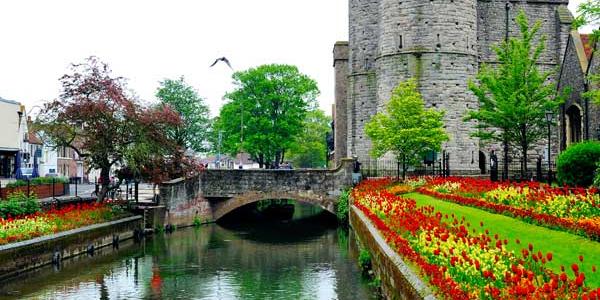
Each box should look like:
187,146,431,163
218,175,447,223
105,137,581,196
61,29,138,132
0,204,375,300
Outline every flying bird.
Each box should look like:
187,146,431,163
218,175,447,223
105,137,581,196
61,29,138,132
210,57,233,70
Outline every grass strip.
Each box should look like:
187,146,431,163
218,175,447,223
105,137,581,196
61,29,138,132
405,192,600,288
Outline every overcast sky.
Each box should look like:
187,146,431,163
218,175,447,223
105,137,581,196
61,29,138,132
0,0,593,117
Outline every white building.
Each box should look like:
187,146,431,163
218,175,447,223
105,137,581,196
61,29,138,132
0,97,26,178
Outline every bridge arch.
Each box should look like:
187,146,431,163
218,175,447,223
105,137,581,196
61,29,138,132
212,191,337,221
158,158,355,226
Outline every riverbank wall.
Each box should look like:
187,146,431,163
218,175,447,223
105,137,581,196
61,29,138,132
350,205,436,300
0,215,143,281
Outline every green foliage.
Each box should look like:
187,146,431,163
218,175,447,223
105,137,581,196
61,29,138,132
336,189,350,224
365,79,448,179
5,177,68,188
156,77,211,152
193,216,202,227
214,64,319,168
466,10,564,176
286,109,331,168
573,0,600,42
358,249,372,273
595,162,600,188
557,141,600,187
0,192,40,219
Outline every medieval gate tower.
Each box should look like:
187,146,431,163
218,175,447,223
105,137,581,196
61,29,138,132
334,0,573,174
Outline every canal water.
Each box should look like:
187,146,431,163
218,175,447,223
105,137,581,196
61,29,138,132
0,203,376,300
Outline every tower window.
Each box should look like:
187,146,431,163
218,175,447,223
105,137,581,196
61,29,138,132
398,35,403,49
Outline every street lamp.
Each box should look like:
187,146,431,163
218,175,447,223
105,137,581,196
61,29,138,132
545,110,554,183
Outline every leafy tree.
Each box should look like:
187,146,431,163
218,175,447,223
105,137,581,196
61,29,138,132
365,79,448,180
466,11,564,178
574,0,600,105
156,77,211,153
35,57,187,200
214,64,319,168
286,109,332,168
573,0,600,41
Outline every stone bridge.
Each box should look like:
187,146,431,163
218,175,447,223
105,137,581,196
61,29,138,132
157,158,355,226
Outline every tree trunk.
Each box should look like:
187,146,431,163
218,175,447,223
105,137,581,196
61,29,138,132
521,125,528,180
402,155,407,181
98,167,110,201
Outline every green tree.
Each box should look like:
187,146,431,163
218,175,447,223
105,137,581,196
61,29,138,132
286,109,332,168
573,0,600,41
466,11,564,178
365,79,448,180
214,64,319,168
156,77,211,153
574,0,600,105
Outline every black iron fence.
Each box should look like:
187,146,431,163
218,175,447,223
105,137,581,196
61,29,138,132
359,157,556,183
496,160,556,182
360,159,447,178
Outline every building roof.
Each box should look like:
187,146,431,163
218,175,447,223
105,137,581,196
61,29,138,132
0,96,20,105
580,34,594,61
28,132,43,145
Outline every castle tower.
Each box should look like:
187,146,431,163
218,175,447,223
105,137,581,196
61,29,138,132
347,0,380,161
338,0,572,174
375,0,480,172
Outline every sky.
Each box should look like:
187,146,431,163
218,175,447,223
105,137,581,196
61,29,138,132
0,0,593,117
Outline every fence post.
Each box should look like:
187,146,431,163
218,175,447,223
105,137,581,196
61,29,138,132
135,180,139,204
75,178,78,197
0,181,2,199
27,178,30,196
52,178,55,198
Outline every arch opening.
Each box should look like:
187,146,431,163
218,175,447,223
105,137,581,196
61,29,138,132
566,105,583,146
216,198,337,225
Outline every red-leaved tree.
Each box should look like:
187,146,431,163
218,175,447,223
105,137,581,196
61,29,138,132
35,57,201,200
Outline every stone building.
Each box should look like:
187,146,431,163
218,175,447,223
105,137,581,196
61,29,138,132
557,32,598,149
334,0,573,174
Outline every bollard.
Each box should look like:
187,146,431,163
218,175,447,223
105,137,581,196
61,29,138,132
112,234,120,249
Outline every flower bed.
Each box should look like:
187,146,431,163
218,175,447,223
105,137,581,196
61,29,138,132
417,177,600,241
353,178,600,299
0,202,126,245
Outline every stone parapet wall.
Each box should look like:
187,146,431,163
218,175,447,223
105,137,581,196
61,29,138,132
0,216,143,281
350,206,436,300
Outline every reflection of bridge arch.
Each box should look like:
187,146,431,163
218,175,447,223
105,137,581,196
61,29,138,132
212,191,337,221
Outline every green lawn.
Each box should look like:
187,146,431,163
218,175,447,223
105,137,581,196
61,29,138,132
405,192,600,288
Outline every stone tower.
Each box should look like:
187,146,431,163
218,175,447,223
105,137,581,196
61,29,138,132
337,0,572,173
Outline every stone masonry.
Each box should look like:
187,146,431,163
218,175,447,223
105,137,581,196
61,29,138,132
336,0,572,173
334,42,350,165
158,158,355,226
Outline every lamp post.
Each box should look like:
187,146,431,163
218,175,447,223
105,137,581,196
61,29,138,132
545,110,554,183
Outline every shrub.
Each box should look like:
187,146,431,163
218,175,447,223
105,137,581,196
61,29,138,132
336,189,350,224
358,249,372,273
5,177,68,188
0,192,40,219
595,162,600,188
556,141,600,187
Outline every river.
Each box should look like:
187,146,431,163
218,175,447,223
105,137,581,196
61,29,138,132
0,203,376,300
